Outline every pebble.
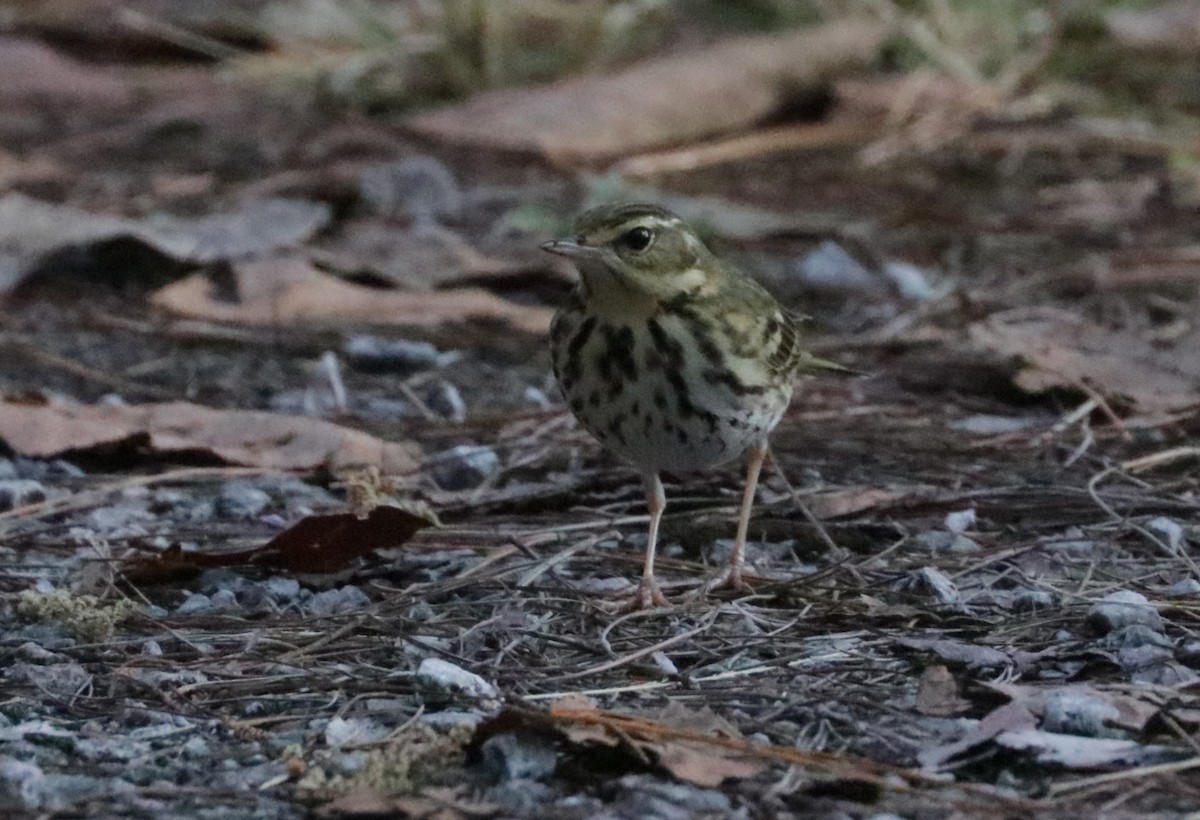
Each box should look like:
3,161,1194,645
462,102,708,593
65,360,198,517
432,445,499,491
611,775,733,819
944,508,976,533
176,593,213,615
1102,624,1173,650
303,585,369,616
265,577,302,602
0,480,47,512
416,657,497,699
899,567,961,606
6,662,92,698
1087,590,1164,633
215,481,271,519
324,717,387,749
1146,516,1185,551
180,736,209,759
913,531,981,553
523,386,552,409
359,155,462,223
794,240,879,293
476,731,558,784
16,642,68,664
86,505,153,536
419,710,482,729
425,380,467,423
0,756,45,810
1013,589,1057,612
1167,578,1200,598
950,414,1034,435
209,589,239,611
882,259,935,300
1119,644,1174,674
1042,690,1121,737
343,335,458,373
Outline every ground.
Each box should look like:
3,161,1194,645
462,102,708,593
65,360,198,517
1,3,1199,819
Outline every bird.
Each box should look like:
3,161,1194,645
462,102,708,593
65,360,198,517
542,202,854,609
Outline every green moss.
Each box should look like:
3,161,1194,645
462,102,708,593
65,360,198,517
298,722,473,801
17,589,135,643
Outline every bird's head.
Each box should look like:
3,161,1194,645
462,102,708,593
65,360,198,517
541,203,721,310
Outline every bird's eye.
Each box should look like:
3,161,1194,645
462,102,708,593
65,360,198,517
619,226,654,252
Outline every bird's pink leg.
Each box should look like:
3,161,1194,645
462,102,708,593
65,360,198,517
704,442,768,593
628,472,671,609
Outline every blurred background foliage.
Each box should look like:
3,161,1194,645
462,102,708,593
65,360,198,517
218,0,1200,123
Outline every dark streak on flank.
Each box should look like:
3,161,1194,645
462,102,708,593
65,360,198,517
607,415,627,446
647,318,685,369
677,307,722,366
602,324,638,383
563,315,597,386
704,367,766,396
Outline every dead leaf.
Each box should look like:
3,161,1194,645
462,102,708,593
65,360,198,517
806,486,913,519
969,307,1200,415
548,700,765,787
994,729,1180,769
405,20,889,164
919,700,1039,770
0,394,419,473
0,36,130,107
1034,177,1161,231
898,638,1012,670
915,666,970,717
312,221,541,291
128,502,435,575
317,785,491,819
985,682,1162,734
0,193,331,294
1108,1,1200,52
1090,246,1200,290
151,256,553,334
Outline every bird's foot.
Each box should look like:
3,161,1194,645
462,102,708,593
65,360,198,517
604,576,672,613
695,564,756,597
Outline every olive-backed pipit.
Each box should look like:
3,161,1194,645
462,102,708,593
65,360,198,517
543,203,850,609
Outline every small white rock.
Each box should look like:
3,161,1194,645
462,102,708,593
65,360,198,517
1147,516,1185,551
416,658,497,699
944,508,976,534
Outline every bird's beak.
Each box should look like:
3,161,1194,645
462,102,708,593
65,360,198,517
540,238,596,259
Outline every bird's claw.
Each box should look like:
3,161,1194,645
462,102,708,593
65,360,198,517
696,565,756,597
603,577,672,613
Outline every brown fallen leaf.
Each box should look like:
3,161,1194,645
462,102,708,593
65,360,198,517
898,638,1011,670
151,255,553,334
1108,0,1200,52
0,36,130,107
915,666,970,717
806,486,913,519
985,682,1162,734
128,502,435,575
405,19,889,165
311,220,550,291
0,193,331,295
969,307,1200,416
1089,246,1200,290
0,394,419,473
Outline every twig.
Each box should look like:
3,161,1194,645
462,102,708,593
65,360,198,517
550,613,718,681
1047,755,1200,797
615,120,880,179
